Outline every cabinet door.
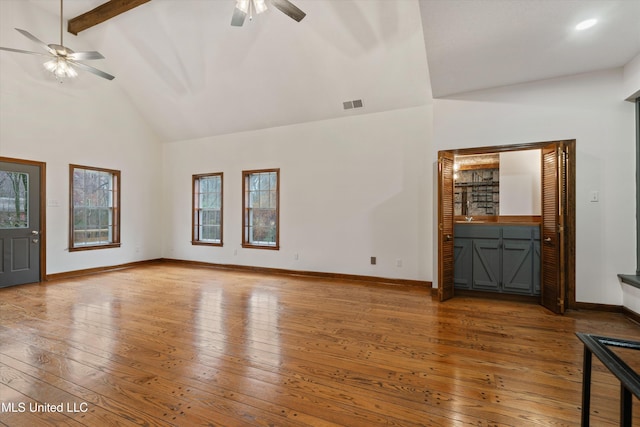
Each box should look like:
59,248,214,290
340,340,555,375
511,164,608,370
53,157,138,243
472,238,500,291
502,240,534,294
454,238,472,289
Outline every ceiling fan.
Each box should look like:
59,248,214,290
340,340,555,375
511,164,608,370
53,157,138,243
0,0,114,81
231,0,306,26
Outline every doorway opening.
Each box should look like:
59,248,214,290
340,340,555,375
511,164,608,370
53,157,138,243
438,140,575,314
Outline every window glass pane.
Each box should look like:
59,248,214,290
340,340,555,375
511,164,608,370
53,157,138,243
193,174,222,244
259,191,268,208
71,165,119,249
243,169,278,248
0,171,29,229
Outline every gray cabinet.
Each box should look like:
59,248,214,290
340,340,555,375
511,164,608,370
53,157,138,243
453,237,472,289
454,224,540,295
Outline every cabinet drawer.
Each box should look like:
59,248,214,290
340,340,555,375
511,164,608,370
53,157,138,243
503,226,534,240
455,225,500,239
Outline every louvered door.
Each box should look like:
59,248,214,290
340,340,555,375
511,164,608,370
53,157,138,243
541,144,567,313
438,152,455,301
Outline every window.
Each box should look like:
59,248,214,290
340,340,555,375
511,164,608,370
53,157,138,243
243,169,279,249
192,173,223,245
70,165,120,250
0,171,28,228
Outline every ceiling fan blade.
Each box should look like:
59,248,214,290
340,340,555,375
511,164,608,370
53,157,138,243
231,6,247,26
14,28,55,54
270,0,306,22
68,60,115,80
0,46,51,57
68,51,105,61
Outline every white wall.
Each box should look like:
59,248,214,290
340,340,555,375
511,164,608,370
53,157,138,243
162,106,433,282
622,53,640,309
499,150,541,215
623,53,640,100
0,1,163,275
432,69,636,306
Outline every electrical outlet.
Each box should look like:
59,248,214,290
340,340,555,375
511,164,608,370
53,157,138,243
294,253,299,260
396,259,402,267
370,256,376,265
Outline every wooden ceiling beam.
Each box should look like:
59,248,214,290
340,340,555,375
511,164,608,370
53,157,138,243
67,0,151,35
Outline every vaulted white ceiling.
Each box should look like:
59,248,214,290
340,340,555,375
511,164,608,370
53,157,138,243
419,0,640,97
1,0,639,143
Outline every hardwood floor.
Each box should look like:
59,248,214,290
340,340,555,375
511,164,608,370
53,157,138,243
1,263,639,426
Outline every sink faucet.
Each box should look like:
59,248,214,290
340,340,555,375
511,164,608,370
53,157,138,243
465,216,473,222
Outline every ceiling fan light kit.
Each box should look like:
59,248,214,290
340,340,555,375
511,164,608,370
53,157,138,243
232,0,306,27
0,0,114,82
1,0,307,82
236,0,268,16
44,56,78,79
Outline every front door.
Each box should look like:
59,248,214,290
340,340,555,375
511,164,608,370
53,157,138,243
0,159,42,287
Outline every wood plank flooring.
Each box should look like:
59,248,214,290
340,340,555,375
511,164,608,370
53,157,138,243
1,262,639,426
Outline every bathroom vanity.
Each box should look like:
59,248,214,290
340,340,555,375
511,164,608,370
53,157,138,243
454,222,541,296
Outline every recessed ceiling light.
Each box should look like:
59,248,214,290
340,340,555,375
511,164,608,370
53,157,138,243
575,18,597,31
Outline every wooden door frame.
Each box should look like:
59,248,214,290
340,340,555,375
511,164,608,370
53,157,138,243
0,156,47,283
437,140,576,310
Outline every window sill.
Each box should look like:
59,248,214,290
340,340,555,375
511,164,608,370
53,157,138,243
619,274,640,290
69,243,121,252
191,241,222,247
242,243,279,250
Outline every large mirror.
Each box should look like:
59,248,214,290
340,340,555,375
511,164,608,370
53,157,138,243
453,153,499,217
454,149,541,219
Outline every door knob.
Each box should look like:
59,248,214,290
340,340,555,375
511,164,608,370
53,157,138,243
544,237,552,243
445,234,453,242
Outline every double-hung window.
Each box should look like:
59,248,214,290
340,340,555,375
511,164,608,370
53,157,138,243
70,165,120,250
242,169,279,249
192,173,223,245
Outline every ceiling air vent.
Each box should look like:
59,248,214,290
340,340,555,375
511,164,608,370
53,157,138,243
343,99,364,110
